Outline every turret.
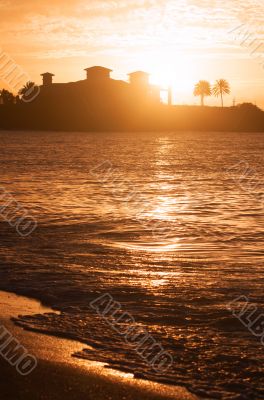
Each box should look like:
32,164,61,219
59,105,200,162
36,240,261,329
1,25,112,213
84,66,112,81
41,72,55,86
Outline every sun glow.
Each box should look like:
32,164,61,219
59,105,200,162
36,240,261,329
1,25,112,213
142,53,200,104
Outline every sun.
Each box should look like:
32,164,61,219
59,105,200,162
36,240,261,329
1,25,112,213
150,59,198,102
138,52,199,104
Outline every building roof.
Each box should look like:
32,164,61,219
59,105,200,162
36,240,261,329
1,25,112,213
128,71,150,77
41,72,55,76
84,66,113,72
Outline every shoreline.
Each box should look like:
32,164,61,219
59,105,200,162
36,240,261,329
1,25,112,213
1,103,264,133
0,290,197,400
0,128,264,134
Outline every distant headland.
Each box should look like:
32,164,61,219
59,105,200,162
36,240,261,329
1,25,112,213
0,66,263,132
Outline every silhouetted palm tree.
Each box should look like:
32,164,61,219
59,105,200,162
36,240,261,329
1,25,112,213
19,81,37,99
194,81,211,106
212,79,230,107
0,89,15,104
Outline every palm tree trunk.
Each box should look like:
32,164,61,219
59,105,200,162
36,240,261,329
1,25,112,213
221,91,223,108
201,95,204,106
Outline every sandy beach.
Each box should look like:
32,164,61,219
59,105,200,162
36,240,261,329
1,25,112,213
0,290,197,400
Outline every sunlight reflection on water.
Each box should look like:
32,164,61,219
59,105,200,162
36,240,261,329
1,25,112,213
0,131,263,399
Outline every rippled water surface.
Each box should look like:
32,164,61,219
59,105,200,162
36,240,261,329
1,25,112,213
0,131,263,399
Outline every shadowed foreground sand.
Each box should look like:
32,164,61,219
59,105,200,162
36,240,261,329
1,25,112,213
0,291,197,400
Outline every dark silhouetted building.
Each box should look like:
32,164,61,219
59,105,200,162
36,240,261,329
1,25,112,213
37,66,161,106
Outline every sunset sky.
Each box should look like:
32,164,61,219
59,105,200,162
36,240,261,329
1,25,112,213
0,0,264,107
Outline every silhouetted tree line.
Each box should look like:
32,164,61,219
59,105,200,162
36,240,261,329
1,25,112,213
0,80,263,132
194,79,230,107
0,89,16,104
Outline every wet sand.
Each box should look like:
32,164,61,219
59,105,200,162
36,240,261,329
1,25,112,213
0,290,197,400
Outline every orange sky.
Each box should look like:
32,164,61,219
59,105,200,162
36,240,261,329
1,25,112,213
0,0,263,107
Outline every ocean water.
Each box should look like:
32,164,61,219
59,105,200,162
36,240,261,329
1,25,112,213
0,131,263,399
